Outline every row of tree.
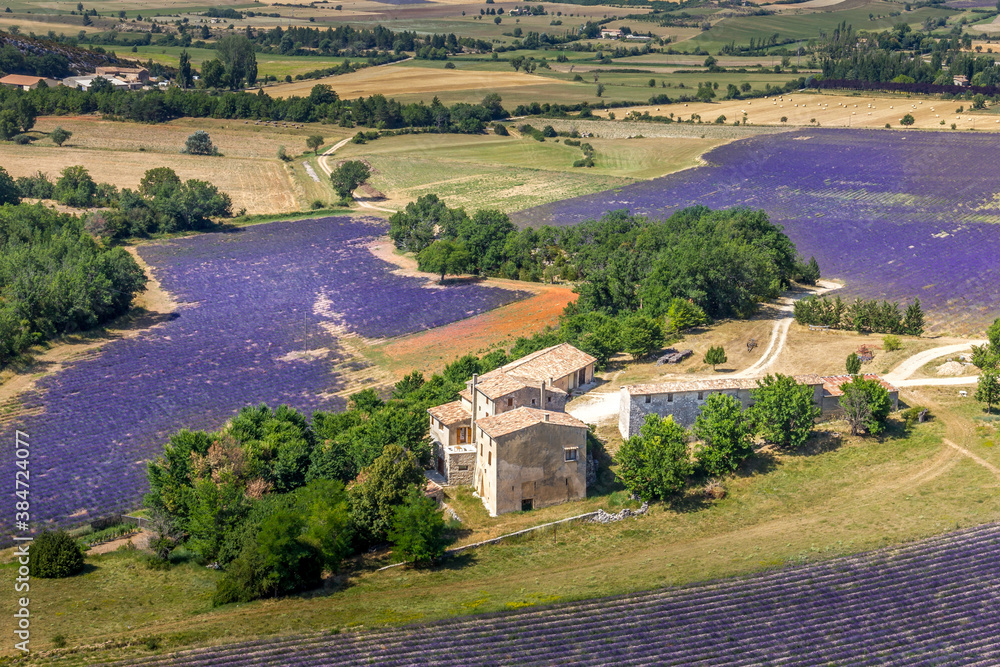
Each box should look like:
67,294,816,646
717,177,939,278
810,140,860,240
393,199,820,322
618,373,894,500
793,295,924,335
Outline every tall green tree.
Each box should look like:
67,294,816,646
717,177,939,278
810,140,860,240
348,444,425,546
619,313,664,361
616,414,692,501
839,375,892,436
389,486,448,565
693,393,752,476
0,166,19,205
178,49,193,89
903,299,924,336
977,368,1000,414
330,160,371,200
846,352,862,375
215,34,258,89
306,134,324,154
417,239,471,283
749,374,820,449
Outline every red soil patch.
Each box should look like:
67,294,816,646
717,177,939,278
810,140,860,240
372,283,576,375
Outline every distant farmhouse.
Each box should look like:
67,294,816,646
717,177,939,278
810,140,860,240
600,28,623,39
63,66,149,91
619,374,899,438
428,343,596,515
0,74,61,90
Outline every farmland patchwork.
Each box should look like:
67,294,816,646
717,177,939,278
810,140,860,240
0,217,527,530
516,129,1000,332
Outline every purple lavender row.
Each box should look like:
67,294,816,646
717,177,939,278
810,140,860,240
113,523,1000,667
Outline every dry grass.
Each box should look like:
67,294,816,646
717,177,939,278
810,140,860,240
258,65,553,100
0,143,298,215
597,92,1000,131
29,116,348,160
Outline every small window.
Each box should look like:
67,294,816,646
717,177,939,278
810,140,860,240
531,398,537,405
507,397,513,407
547,396,552,403
698,391,704,401
644,395,651,404
458,465,468,471
565,448,578,462
667,393,674,403
488,451,492,465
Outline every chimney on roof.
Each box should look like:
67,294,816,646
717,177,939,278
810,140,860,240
540,379,546,409
471,373,478,443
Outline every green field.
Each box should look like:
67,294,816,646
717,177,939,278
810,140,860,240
131,45,357,79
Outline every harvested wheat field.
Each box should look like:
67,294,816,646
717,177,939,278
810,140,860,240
599,93,1000,131
29,116,348,160
259,65,553,99
0,144,298,215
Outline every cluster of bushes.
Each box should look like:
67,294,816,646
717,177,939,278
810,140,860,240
10,165,232,238
973,318,1000,413
793,295,924,335
618,372,895,500
144,343,564,601
392,199,819,323
0,197,147,366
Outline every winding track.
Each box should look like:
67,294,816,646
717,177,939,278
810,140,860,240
317,137,398,213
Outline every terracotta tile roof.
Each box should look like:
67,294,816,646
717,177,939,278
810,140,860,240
427,401,470,426
0,74,46,86
471,373,530,400
625,375,825,396
820,374,899,397
483,343,596,384
476,407,587,439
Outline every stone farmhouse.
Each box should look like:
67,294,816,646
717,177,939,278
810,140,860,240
619,374,899,438
0,74,61,90
428,343,596,515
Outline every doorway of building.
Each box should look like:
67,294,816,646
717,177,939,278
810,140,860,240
437,457,445,475
521,498,533,511
578,368,586,385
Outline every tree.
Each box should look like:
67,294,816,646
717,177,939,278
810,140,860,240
703,345,727,371
388,193,465,253
200,58,226,88
389,486,448,565
971,344,999,371
183,130,219,156
903,299,924,335
348,444,425,546
49,126,72,147
846,352,862,375
977,368,1000,414
417,239,471,283
693,393,752,476
900,113,915,126
0,166,19,205
839,375,892,436
619,313,664,361
749,374,820,449
31,530,84,578
306,135,324,155
296,479,352,571
596,83,605,97
177,49,193,88
665,298,707,333
988,317,1000,355
616,414,692,501
54,165,96,207
330,160,371,200
215,34,257,89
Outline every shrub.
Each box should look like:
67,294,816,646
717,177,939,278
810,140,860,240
693,393,752,476
52,634,67,648
14,171,53,199
276,145,291,161
183,130,219,156
840,375,893,436
54,165,96,207
50,126,72,146
902,405,930,427
616,414,692,501
493,123,509,136
12,133,31,144
846,352,862,375
31,530,85,578
883,334,902,352
389,487,448,565
703,345,727,371
0,166,20,205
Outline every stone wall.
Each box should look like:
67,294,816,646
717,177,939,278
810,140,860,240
445,447,476,486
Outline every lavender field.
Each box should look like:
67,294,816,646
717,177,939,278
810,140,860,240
114,522,1000,666
0,217,526,529
516,129,1000,333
